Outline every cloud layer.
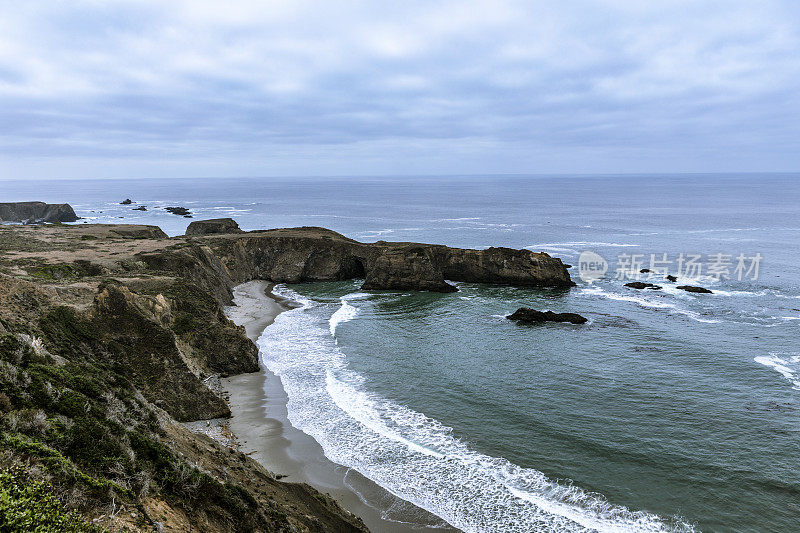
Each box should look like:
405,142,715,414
1,1,799,178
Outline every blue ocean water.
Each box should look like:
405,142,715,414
3,174,799,531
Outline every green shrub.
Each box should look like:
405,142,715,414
30,264,77,280
0,466,101,532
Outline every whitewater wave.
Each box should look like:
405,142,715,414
261,285,694,532
754,353,800,391
579,286,720,324
329,297,360,337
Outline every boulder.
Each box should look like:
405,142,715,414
0,202,79,223
507,307,587,324
625,281,661,290
185,218,244,236
666,275,678,282
120,198,132,205
165,206,191,216
132,206,147,211
677,285,713,294
640,268,651,273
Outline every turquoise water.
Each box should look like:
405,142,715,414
3,174,800,530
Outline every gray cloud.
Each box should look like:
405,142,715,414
1,0,799,178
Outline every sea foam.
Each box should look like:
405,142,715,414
329,297,359,337
755,353,800,390
261,285,694,532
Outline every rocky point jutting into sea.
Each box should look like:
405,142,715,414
0,210,572,532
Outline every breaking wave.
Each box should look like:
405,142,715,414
259,285,694,532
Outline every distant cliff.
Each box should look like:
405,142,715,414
0,201,79,223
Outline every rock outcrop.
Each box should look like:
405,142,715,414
507,307,588,324
666,275,678,282
176,227,574,295
186,217,243,236
0,201,79,223
677,285,713,294
362,246,457,292
110,225,169,239
625,281,661,290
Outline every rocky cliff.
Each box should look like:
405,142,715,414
172,226,574,297
0,202,79,223
0,220,574,532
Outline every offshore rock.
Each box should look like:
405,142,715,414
186,218,243,235
0,201,79,223
507,307,588,324
625,282,661,290
677,285,713,294
165,206,191,216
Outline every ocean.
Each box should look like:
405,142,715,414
3,174,799,531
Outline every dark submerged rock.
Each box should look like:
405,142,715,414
0,201,79,223
186,218,243,236
507,307,588,324
132,205,147,211
625,281,661,290
677,285,713,294
640,268,651,273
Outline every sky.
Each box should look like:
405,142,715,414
1,0,799,179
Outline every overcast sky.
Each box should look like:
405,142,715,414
1,1,799,179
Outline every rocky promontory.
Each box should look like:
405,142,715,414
0,201,79,223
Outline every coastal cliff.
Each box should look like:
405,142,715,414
0,201,80,223
0,220,573,531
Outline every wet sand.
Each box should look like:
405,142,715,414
221,281,455,532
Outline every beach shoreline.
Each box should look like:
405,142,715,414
221,280,455,533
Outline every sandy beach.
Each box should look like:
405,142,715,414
221,281,455,532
